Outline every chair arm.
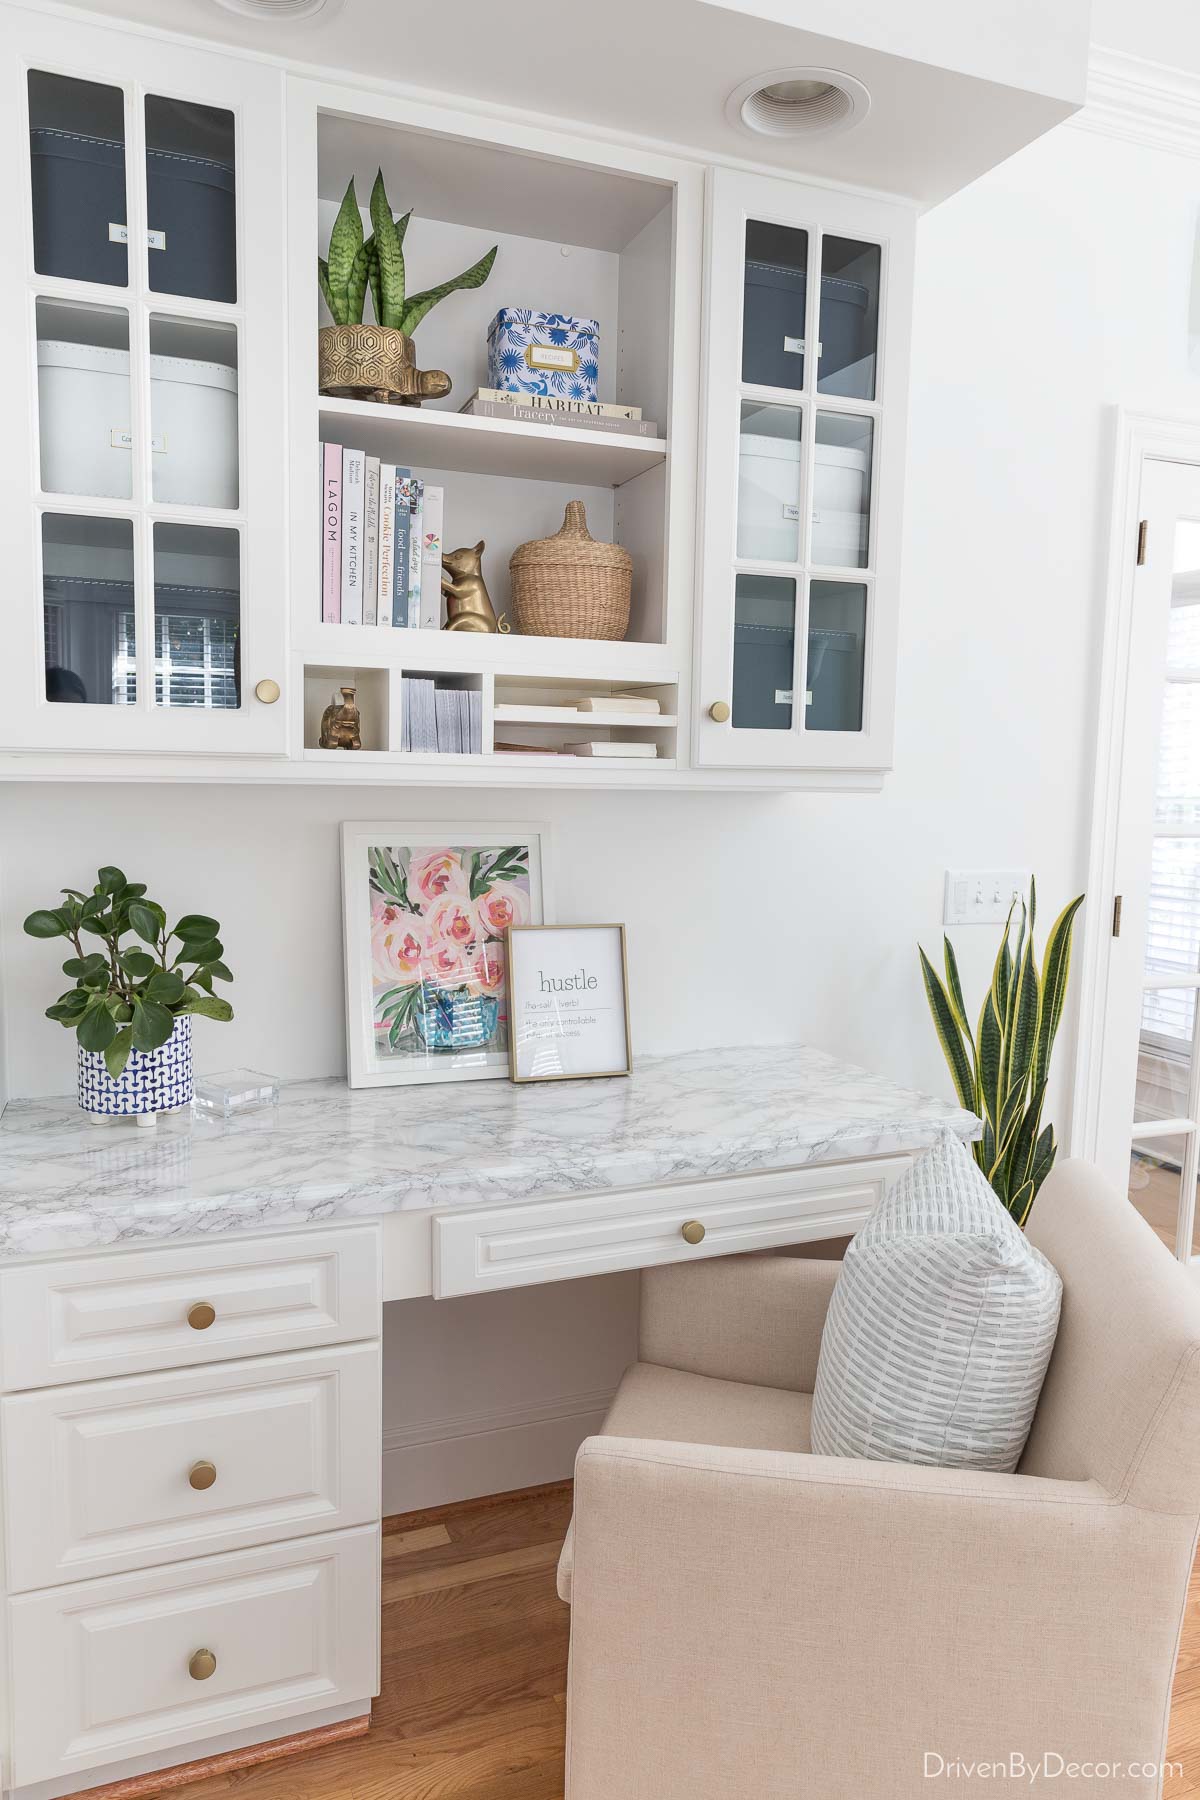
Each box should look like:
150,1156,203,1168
638,1252,840,1392
565,1437,1193,1800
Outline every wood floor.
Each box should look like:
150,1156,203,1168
159,1483,1200,1800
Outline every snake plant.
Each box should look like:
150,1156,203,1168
318,169,497,333
919,880,1084,1225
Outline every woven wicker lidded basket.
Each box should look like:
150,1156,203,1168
509,500,632,640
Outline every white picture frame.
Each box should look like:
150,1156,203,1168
340,820,554,1089
506,924,632,1084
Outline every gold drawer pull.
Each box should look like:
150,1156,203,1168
681,1220,706,1245
189,1648,217,1682
187,1301,216,1331
188,1460,217,1491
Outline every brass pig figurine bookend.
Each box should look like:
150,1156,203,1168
441,541,510,634
318,684,362,750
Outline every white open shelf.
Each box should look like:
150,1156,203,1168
493,704,677,728
318,397,666,487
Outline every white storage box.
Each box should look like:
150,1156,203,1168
738,433,868,567
37,340,238,509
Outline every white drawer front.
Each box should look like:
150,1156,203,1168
432,1159,910,1296
3,1343,381,1591
0,1226,381,1391
9,1524,379,1787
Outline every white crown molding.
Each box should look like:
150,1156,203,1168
1072,46,1200,159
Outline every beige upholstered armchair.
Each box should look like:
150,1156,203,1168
558,1161,1200,1800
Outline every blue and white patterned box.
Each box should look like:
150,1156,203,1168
487,309,599,400
78,1014,193,1117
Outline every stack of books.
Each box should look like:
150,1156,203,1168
320,444,444,627
401,677,482,755
459,389,660,440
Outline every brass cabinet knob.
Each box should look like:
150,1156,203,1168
254,678,281,704
681,1220,706,1245
187,1301,216,1331
188,1460,217,1491
188,1648,217,1682
707,701,731,723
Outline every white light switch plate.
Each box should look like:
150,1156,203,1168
943,869,1032,926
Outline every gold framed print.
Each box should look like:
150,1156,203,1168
505,924,632,1083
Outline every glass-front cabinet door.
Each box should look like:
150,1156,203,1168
695,168,915,775
0,12,287,756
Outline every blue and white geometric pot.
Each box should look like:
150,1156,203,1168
77,1013,193,1118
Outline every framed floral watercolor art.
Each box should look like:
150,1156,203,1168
340,821,553,1087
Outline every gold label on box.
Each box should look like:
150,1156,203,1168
525,344,579,373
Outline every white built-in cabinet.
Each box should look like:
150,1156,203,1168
0,1,915,788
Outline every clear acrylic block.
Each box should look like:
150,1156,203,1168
192,1068,280,1119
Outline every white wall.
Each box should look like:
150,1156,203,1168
5,110,1200,1507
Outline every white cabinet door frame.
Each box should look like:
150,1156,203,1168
693,166,915,774
0,4,290,756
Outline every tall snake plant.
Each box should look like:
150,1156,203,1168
919,881,1084,1226
318,169,497,333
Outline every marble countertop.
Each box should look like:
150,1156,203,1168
0,1045,979,1259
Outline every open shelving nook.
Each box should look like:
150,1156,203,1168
284,75,702,779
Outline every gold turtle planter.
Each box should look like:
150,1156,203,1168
318,324,451,407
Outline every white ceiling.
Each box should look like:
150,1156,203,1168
57,0,1076,205
1091,0,1200,74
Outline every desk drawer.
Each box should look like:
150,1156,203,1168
3,1343,381,1590
9,1523,379,1787
432,1158,910,1296
0,1226,381,1391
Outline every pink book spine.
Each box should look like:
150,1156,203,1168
322,443,342,624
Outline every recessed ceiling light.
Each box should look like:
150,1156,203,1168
211,0,342,20
726,67,871,140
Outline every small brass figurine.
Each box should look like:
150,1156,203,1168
318,684,362,750
441,541,510,633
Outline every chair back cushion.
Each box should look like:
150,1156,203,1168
811,1132,1061,1471
1021,1158,1200,1509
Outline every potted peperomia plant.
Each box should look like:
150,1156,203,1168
318,168,497,405
24,867,233,1123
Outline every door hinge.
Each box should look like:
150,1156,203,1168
1112,894,1123,937
1137,519,1149,565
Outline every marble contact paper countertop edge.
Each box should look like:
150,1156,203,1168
0,1044,981,1259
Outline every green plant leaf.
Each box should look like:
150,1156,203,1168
1028,1123,1057,1206
365,237,382,326
180,993,234,1023
127,902,160,945
77,1002,117,1053
1031,894,1085,1095
97,865,126,895
130,997,174,1052
317,255,337,321
398,243,498,335
189,967,214,993
977,990,1003,1134
146,970,186,1004
117,882,148,901
326,179,363,313
103,1028,133,1081
345,239,371,327
208,961,233,982
173,914,220,938
24,909,67,938
46,993,89,1024
918,948,975,1112
121,949,157,978
368,171,405,323
62,954,107,978
183,939,223,965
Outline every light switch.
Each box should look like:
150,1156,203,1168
943,869,1031,926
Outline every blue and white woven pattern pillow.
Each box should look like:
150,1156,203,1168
811,1131,1062,1472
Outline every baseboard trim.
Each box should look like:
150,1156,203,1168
55,1718,370,1800
382,1385,614,1513
384,1478,573,1534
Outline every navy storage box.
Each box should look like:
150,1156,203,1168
742,259,868,392
732,620,794,730
30,128,235,302
30,129,128,286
